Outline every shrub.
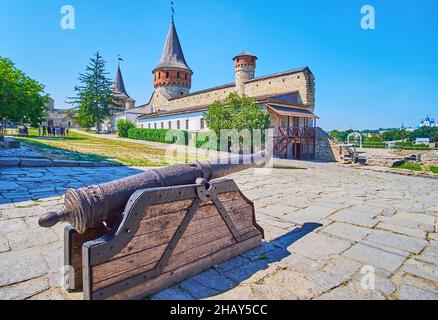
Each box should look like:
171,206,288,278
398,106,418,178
116,119,135,138
394,142,430,150
127,128,189,145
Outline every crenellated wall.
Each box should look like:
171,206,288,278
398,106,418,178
151,68,315,113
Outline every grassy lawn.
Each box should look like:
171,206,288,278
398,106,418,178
392,162,438,174
11,129,201,167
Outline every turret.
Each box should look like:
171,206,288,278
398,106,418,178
153,19,192,98
233,51,257,94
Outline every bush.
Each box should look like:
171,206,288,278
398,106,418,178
127,128,189,145
116,119,135,138
394,142,430,150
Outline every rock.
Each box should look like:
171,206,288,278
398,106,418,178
398,285,438,300
20,159,53,167
0,181,21,192
0,158,20,167
150,285,193,300
322,222,371,242
179,278,219,299
402,258,438,283
366,230,428,254
0,249,48,287
191,269,236,292
342,243,406,273
0,277,49,300
289,233,352,260
330,209,379,228
376,222,426,239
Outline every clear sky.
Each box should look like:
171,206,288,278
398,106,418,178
1,0,437,130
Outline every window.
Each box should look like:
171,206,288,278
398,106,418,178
180,91,184,96
166,72,169,79
186,119,189,130
200,118,205,130
177,72,180,79
154,123,157,129
148,123,151,129
168,121,172,129
161,122,164,129
141,124,144,129
177,120,181,130
185,73,188,80
158,73,161,80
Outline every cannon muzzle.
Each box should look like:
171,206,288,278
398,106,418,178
38,152,268,233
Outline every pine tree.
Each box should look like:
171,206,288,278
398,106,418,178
69,52,115,131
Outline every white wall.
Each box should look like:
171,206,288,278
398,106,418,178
137,111,208,132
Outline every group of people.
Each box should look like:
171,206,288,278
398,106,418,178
38,125,69,138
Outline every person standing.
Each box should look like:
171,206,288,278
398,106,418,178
38,127,41,136
43,125,47,137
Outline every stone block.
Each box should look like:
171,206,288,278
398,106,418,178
0,277,49,300
342,243,406,273
20,159,53,167
366,230,428,254
289,233,352,260
0,249,48,287
0,158,20,167
322,222,371,242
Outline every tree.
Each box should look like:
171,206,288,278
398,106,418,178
116,118,135,138
204,92,270,133
0,57,49,127
69,52,115,130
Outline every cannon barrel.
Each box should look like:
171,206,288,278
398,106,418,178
38,152,267,234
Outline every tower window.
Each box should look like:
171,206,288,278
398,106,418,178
166,72,169,79
185,73,188,80
158,73,161,80
180,91,184,96
177,72,180,79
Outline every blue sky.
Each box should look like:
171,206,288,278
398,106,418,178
1,0,437,130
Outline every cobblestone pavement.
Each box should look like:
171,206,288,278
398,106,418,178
0,162,437,300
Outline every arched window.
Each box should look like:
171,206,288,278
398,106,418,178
158,73,161,80
166,72,169,79
177,72,180,79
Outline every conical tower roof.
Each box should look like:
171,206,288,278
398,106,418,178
113,64,130,98
155,20,191,72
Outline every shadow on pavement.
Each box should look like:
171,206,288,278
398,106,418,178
151,222,323,300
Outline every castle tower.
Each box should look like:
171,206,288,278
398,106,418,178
233,51,257,94
153,19,192,98
112,63,135,110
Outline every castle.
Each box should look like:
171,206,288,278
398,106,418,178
113,17,337,161
48,15,336,161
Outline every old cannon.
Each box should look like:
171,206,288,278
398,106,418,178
38,153,266,300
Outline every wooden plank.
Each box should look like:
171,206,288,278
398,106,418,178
114,206,252,259
91,206,255,288
65,225,108,291
92,202,255,290
103,234,263,300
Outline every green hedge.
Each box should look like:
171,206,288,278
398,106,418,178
394,142,430,150
127,128,189,145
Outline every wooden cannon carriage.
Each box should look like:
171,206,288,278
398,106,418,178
40,154,266,300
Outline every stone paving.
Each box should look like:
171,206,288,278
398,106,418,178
0,161,437,300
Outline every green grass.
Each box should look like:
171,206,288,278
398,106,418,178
392,162,423,172
10,129,204,167
392,162,438,175
430,167,438,174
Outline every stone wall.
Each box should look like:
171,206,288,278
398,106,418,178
151,68,314,113
315,128,339,162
